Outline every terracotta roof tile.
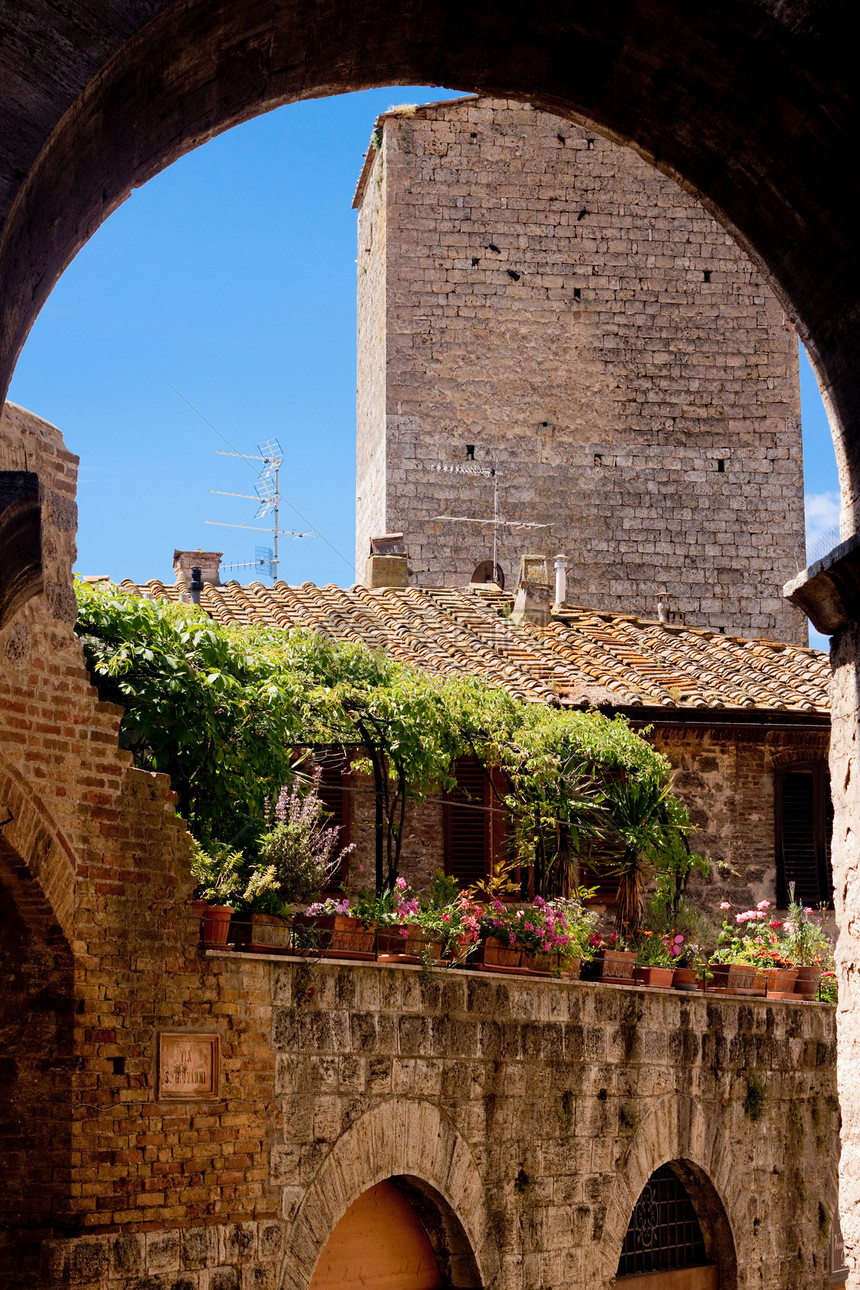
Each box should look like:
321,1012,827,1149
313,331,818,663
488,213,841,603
120,580,830,717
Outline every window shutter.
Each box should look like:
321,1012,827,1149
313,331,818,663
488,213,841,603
445,758,489,886
315,750,351,891
776,763,833,908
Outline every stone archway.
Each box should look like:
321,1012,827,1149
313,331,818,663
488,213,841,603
0,831,74,1286
0,0,858,520
281,1098,497,1290
595,1097,739,1290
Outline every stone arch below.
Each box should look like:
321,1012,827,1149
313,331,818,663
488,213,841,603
597,1096,739,1290
0,762,76,942
280,1098,499,1290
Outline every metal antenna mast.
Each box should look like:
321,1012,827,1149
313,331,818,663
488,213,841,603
430,463,549,580
207,439,311,582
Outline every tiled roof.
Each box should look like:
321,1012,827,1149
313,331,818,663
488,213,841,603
119,579,830,717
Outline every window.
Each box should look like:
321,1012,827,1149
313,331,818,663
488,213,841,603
443,757,509,886
617,1165,708,1278
775,761,833,907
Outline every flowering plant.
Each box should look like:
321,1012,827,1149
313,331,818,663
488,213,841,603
480,896,583,961
713,899,792,967
588,930,634,954
781,883,834,967
634,930,678,967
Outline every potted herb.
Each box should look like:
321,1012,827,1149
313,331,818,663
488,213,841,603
245,773,354,951
299,895,377,958
189,840,245,946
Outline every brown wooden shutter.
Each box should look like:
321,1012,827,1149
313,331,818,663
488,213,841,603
444,757,488,886
776,763,833,908
315,750,352,892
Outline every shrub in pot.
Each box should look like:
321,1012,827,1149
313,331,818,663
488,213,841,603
189,840,245,946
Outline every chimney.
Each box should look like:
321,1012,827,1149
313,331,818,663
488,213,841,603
173,549,222,587
657,592,683,625
511,554,551,626
365,534,409,589
188,567,204,606
553,554,568,609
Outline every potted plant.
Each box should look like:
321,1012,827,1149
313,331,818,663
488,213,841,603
474,902,525,972
373,878,446,963
632,931,675,988
298,894,377,958
189,840,245,946
581,931,637,983
781,884,835,999
245,773,354,952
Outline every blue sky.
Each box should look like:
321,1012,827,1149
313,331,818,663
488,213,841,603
7,87,839,639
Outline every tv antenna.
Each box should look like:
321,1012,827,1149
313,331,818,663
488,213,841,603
206,439,312,582
430,463,550,581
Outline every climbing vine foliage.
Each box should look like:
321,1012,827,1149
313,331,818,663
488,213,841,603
75,581,695,901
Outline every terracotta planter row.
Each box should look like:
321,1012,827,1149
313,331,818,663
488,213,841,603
197,911,825,997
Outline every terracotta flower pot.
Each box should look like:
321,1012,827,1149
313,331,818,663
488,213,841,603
794,965,822,999
707,963,757,992
476,935,523,971
292,914,376,958
563,956,582,980
377,925,443,962
762,966,799,996
583,949,637,984
201,904,234,946
635,965,675,989
231,911,291,952
672,967,698,991
522,950,556,975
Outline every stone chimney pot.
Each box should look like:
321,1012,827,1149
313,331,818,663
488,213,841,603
173,549,222,587
511,554,551,626
365,534,409,588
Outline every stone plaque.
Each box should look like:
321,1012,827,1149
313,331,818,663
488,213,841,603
158,1032,220,1100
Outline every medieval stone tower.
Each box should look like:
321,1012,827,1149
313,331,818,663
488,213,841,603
354,97,807,643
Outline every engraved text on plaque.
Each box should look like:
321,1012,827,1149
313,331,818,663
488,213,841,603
158,1032,219,1100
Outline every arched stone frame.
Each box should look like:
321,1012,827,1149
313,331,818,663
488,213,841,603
594,1095,739,1290
0,1,858,520
279,1097,500,1290
0,761,76,941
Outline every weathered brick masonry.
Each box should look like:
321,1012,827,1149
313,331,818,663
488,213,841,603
355,98,807,644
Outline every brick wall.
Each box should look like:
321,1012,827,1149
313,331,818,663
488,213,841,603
354,98,807,644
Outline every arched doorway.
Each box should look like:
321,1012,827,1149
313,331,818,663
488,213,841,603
309,1180,441,1290
616,1162,735,1289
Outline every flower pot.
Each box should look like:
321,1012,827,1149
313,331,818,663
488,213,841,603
377,924,444,963
447,932,479,966
522,950,556,976
232,911,291,953
475,935,523,972
563,956,582,980
292,914,376,959
635,965,675,989
794,965,822,999
672,967,698,991
707,963,758,993
762,966,799,997
582,949,637,984
201,904,234,947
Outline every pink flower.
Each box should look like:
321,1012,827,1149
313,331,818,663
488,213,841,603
757,900,770,911
395,877,407,890
719,902,731,911
769,920,782,930
674,934,685,944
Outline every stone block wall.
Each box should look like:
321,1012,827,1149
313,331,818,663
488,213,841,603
41,957,839,1290
354,98,807,644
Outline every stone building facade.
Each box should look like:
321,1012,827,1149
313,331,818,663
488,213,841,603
354,98,807,644
0,405,841,1290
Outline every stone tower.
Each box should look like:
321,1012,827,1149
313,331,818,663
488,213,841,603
354,97,807,643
